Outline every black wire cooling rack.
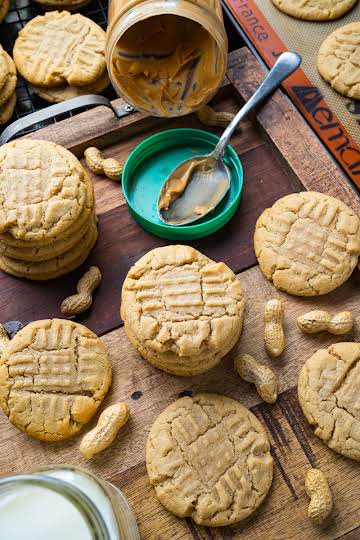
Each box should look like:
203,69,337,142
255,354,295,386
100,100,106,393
0,1,242,135
0,0,117,133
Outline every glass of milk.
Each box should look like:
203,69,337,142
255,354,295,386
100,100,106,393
0,466,140,540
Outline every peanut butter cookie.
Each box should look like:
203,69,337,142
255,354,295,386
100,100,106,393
271,0,357,20
0,139,94,242
13,11,106,88
0,92,16,125
29,71,110,103
0,221,98,280
254,191,360,296
0,212,96,261
0,45,9,92
0,200,94,250
146,393,273,526
121,245,245,376
0,319,111,441
318,22,360,100
298,342,360,461
0,53,17,107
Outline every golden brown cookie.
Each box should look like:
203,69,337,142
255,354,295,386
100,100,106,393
0,92,16,125
0,198,94,250
0,221,98,280
0,45,9,91
0,139,94,242
121,245,245,376
30,70,110,103
0,318,111,441
271,0,357,20
0,0,9,24
254,191,360,296
0,53,17,107
13,11,106,88
298,342,360,461
146,393,273,526
318,22,360,100
0,211,96,261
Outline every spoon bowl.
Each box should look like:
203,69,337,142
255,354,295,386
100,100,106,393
158,155,230,226
158,51,302,226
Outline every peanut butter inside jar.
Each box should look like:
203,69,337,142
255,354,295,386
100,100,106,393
106,0,228,117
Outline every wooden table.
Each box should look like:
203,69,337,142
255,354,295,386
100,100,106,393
0,47,359,540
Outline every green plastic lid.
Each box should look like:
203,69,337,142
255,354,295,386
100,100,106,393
122,128,243,240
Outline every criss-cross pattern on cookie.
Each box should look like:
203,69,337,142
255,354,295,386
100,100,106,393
0,319,111,440
13,11,106,87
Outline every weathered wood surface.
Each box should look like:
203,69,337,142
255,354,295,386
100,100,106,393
0,50,307,336
2,48,356,337
0,264,359,540
0,46,359,540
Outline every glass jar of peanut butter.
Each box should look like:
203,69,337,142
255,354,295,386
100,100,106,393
106,0,228,117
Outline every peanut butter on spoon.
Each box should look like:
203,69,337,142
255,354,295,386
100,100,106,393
158,159,211,211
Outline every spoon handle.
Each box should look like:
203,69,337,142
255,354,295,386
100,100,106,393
213,51,301,160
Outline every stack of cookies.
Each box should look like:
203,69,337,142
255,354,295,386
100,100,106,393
0,139,98,280
121,245,245,376
0,45,17,125
13,11,109,103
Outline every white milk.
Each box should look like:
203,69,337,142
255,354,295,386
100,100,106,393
0,468,120,540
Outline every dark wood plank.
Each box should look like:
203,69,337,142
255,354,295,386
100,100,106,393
0,142,300,335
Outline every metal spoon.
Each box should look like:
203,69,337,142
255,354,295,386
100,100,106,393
158,51,302,226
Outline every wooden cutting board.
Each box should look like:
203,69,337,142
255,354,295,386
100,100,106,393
0,47,359,540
